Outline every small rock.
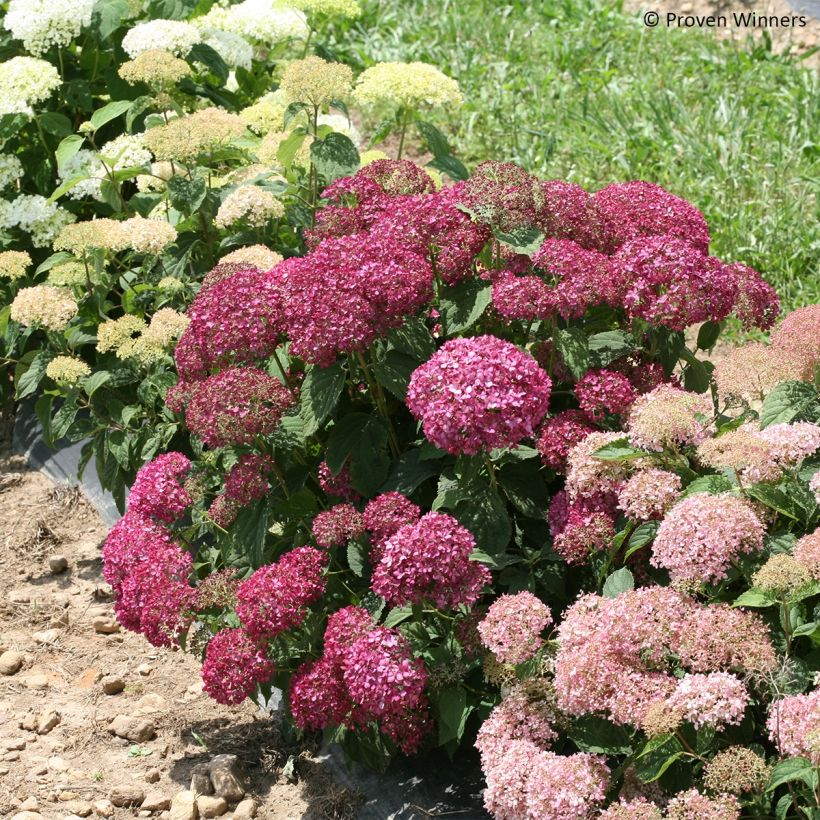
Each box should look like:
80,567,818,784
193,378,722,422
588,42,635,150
93,800,114,818
0,650,24,675
100,676,125,695
92,617,119,635
73,804,93,818
208,755,245,802
30,761,48,776
190,764,213,796
32,629,60,645
136,663,152,676
141,791,171,812
6,738,27,751
109,785,145,808
196,796,227,818
233,799,257,820
37,709,61,735
58,791,80,802
19,797,38,811
49,757,69,772
168,790,197,820
139,813,151,819
4,751,20,761
0,765,9,775
108,715,156,743
19,712,37,732
48,555,68,574
10,812,42,820
144,768,161,784
24,674,49,690
73,668,100,689
135,694,166,714
8,589,31,604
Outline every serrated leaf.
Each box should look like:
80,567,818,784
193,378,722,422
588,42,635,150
592,438,650,461
347,541,367,577
554,327,589,380
767,757,819,792
310,132,360,183
436,687,468,746
588,330,635,367
16,351,53,400
167,175,207,215
761,381,820,429
188,43,229,85
438,279,491,334
603,567,634,598
427,154,469,181
416,121,451,157
733,588,777,608
388,318,436,360
570,715,633,755
380,449,442,494
372,351,418,400
492,225,543,255
55,135,84,175
683,474,736,495
299,362,345,437
383,605,412,628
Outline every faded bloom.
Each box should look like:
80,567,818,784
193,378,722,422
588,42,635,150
220,245,283,269
0,56,61,116
10,286,77,331
354,62,463,110
651,493,765,584
0,250,31,280
753,554,812,595
599,799,662,820
617,469,681,520
122,20,201,58
143,108,246,163
478,592,552,664
627,384,714,452
311,504,365,548
665,790,740,820
119,49,192,86
239,90,290,134
281,56,353,106
45,356,90,386
215,186,284,229
703,747,770,794
406,336,552,455
121,309,189,365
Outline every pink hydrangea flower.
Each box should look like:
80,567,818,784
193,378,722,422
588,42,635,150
665,789,740,820
617,469,681,520
318,460,360,501
128,452,191,523
664,672,749,730
523,751,610,820
372,512,491,609
553,509,615,565
362,492,421,563
794,530,820,580
311,503,365,548
575,369,637,421
767,688,820,763
483,739,541,820
727,262,779,331
236,547,327,641
758,422,820,465
565,431,633,499
626,384,714,452
810,473,820,504
537,179,602,249
599,799,662,820
770,304,820,380
406,335,552,456
201,628,274,706
478,592,553,664
651,493,765,584
536,410,596,472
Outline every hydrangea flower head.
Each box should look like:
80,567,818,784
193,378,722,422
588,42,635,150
201,628,274,705
478,592,552,664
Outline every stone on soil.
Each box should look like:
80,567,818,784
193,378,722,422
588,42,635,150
196,795,227,818
233,799,258,820
109,785,145,807
108,715,156,742
168,790,197,820
208,754,245,802
100,675,124,695
48,555,68,574
0,650,24,675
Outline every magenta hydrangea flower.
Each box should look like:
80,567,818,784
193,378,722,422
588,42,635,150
341,627,428,720
289,657,353,731
318,460,360,501
553,508,615,565
362,492,421,562
617,469,681,520
323,605,375,662
537,180,602,249
235,546,327,641
311,503,365,548
127,452,191,523
651,493,765,584
182,367,294,448
664,672,749,730
371,511,491,609
406,335,552,456
523,751,610,820
616,235,738,330
591,180,711,253
575,369,637,421
268,233,433,366
536,410,596,472
478,592,552,664
727,262,779,331
201,628,274,706
208,454,274,527
491,271,556,321
767,688,820,764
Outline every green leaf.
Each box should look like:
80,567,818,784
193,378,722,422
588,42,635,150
146,0,197,18
680,348,712,394
16,351,53,400
38,112,72,137
438,279,491,334
383,605,412,628
683,474,736,495
89,100,132,132
82,370,111,397
167,175,207,215
592,438,650,461
570,716,633,755
554,327,589,380
452,486,511,555
367,118,394,147
498,460,551,517
232,501,269,569
643,751,684,783
347,541,367,578
380,449,442,494
91,0,131,39
126,96,154,132
761,381,820,429
436,687,468,746
492,225,543,255
767,757,819,792
372,351,418,400
733,588,777,608
55,135,85,175
696,320,722,350
746,480,818,526
416,121,451,157
388,318,436,360
188,43,229,85
588,330,635,367
310,133,360,183
299,362,345,437
326,413,390,496
623,520,660,559
427,154,469,181
283,102,308,129
603,567,634,598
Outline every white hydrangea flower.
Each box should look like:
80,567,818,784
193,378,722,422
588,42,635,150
0,194,75,247
0,56,61,116
58,149,105,200
317,113,361,146
4,0,95,56
203,29,254,69
121,19,201,58
99,133,152,171
219,0,310,44
0,155,23,191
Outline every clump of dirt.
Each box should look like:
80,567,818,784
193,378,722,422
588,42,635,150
0,455,360,820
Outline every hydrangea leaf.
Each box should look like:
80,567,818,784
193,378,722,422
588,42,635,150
760,381,820,429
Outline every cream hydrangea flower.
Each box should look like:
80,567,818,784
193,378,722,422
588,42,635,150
97,315,147,354
0,154,23,191
290,0,361,17
0,57,61,116
221,245,283,269
54,219,130,255
122,19,201,58
46,356,91,386
4,0,95,56
122,216,177,255
47,261,91,288
120,308,189,364
215,186,284,229
354,62,463,110
10,286,78,330
240,89,293,135
0,250,31,280
119,49,192,86
202,30,254,70
200,0,309,44
281,56,353,107
142,108,246,163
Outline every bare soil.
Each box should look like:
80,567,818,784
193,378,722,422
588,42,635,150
0,454,359,820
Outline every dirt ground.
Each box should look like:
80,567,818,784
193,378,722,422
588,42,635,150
0,454,360,820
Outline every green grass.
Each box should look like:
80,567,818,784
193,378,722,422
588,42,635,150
330,0,819,313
